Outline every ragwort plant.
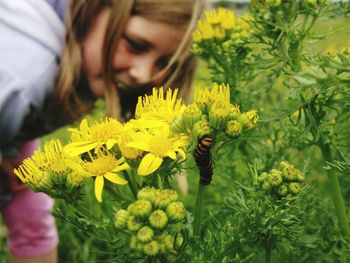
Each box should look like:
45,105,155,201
14,86,259,262
190,1,350,262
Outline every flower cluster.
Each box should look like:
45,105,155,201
251,0,281,13
114,187,186,257
15,88,190,203
14,140,87,201
258,161,305,198
251,0,329,15
192,8,253,56
170,83,258,140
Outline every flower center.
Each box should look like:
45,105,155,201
83,155,117,176
90,120,121,142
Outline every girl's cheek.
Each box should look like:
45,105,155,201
113,42,133,69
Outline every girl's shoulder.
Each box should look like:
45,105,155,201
0,0,65,100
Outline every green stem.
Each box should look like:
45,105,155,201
320,143,350,235
265,241,272,263
193,182,206,238
124,171,138,199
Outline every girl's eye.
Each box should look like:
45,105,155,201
124,36,146,54
156,57,171,70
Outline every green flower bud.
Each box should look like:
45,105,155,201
137,187,156,202
170,115,186,134
209,102,230,130
279,161,290,170
192,43,204,56
127,216,143,232
258,172,268,184
153,190,173,209
238,110,258,130
228,104,241,120
175,234,184,249
289,182,301,195
223,40,234,49
192,119,211,140
161,233,174,251
166,202,186,222
114,209,129,229
129,235,139,250
149,210,168,229
282,166,298,181
137,226,154,243
231,32,241,41
265,0,276,7
268,169,283,187
182,104,203,129
225,120,242,137
277,185,289,197
274,0,281,6
128,200,152,218
143,240,159,256
296,171,305,183
262,181,271,191
163,189,178,203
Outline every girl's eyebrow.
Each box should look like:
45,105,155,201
123,33,153,49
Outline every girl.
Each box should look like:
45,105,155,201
0,0,204,262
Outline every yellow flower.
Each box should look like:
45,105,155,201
14,140,86,195
204,9,222,25
214,27,226,39
239,110,259,130
127,125,188,176
193,84,210,110
209,83,231,105
118,121,148,160
81,152,129,203
220,8,235,30
135,87,186,124
192,31,203,42
209,101,231,130
65,118,123,156
197,20,215,40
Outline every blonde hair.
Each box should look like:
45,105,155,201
56,0,205,122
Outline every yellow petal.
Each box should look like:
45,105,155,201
64,159,85,174
80,119,89,132
177,149,187,160
111,162,130,173
127,141,150,152
106,139,118,150
166,151,177,160
64,141,98,156
104,172,128,185
137,153,163,176
95,176,104,203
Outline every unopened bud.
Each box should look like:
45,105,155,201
114,209,129,229
166,202,186,222
137,226,154,243
143,240,160,256
149,210,168,229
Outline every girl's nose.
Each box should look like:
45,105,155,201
129,59,154,84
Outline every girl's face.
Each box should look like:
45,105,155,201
82,9,185,97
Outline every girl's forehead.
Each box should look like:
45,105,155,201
124,16,186,55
